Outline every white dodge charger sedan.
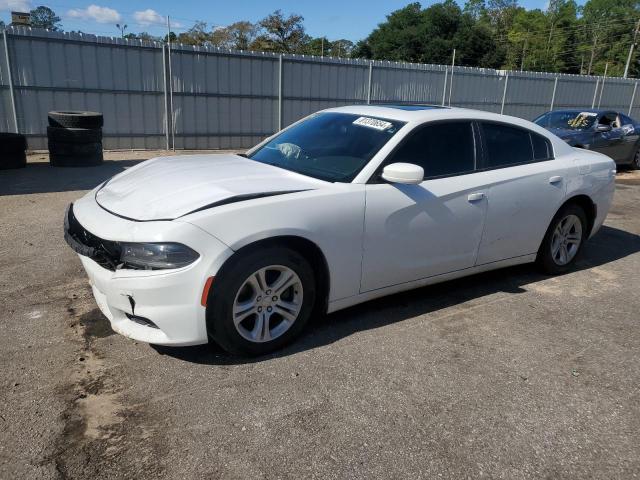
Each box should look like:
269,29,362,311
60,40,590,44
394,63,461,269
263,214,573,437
65,105,616,355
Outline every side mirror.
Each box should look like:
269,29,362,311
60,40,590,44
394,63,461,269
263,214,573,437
596,124,612,132
381,163,424,184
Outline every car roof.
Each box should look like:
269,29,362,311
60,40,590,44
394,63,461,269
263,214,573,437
323,104,545,129
546,108,616,115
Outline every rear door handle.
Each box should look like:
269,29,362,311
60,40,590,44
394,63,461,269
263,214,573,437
467,192,485,202
549,176,563,184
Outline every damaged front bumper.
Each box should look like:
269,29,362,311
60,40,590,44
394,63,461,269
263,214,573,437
64,197,234,346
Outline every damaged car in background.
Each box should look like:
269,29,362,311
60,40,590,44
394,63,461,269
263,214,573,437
534,109,640,169
65,105,616,356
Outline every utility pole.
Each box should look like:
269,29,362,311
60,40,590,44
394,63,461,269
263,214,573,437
597,62,608,109
321,37,324,58
448,48,456,106
520,32,528,72
588,23,599,76
624,19,640,78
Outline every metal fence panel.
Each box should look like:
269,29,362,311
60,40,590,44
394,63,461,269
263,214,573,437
4,27,640,151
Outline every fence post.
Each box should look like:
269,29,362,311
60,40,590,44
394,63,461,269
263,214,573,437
367,61,373,105
166,17,175,150
591,78,599,108
278,54,283,131
550,77,558,110
629,82,638,115
500,74,509,115
2,29,19,134
161,43,170,150
441,67,448,106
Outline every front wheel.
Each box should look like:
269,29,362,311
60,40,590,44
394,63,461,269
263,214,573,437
206,246,316,356
536,204,587,274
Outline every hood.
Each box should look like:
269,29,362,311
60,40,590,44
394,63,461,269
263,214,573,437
95,154,326,221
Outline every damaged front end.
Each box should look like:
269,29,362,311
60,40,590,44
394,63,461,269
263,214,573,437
64,203,122,270
64,204,200,271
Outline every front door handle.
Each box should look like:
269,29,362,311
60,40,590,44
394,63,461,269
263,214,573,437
549,176,563,184
467,192,485,202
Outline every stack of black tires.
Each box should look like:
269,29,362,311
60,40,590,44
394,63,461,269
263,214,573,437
47,111,104,167
0,133,27,169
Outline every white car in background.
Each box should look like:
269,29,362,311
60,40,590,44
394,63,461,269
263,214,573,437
65,105,616,355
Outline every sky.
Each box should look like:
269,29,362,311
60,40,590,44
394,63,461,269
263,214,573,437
0,0,581,42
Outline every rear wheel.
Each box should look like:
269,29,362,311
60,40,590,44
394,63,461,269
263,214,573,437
536,204,587,274
631,146,640,170
207,246,316,356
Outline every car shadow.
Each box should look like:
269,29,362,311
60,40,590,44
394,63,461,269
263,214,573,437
151,224,640,366
0,159,143,196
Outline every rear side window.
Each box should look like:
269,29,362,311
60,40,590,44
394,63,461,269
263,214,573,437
531,132,553,160
481,123,553,168
387,121,475,178
620,113,635,126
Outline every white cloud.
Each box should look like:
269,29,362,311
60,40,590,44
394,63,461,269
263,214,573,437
133,9,164,26
0,0,31,12
67,5,121,24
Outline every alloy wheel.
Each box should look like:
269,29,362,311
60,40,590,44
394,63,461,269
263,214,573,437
232,265,303,343
550,214,583,266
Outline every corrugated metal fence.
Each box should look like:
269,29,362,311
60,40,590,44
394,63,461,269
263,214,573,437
2,27,640,150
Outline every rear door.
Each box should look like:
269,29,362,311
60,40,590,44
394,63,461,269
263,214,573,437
594,112,626,161
619,113,639,162
475,122,567,265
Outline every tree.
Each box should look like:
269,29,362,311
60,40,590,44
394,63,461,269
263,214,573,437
177,21,211,46
357,1,502,65
254,10,306,53
30,6,62,31
0,20,5,31
329,39,354,57
227,21,259,50
124,32,161,42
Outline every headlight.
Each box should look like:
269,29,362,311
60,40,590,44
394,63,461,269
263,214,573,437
120,243,199,270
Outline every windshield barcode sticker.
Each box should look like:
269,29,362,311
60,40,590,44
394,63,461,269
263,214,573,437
353,116,393,131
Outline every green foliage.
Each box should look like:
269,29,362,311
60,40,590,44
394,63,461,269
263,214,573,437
352,0,640,76
119,1,640,76
356,1,503,67
29,6,62,31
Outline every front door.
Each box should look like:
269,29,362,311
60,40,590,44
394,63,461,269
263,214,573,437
360,121,488,292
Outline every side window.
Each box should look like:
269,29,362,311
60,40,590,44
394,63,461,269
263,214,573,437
387,122,475,178
481,123,534,168
620,114,634,126
531,132,553,160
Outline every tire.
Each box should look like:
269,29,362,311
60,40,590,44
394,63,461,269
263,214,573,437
631,146,640,170
47,126,102,144
49,149,103,167
0,132,27,153
48,111,103,129
207,246,317,356
0,150,26,169
536,203,588,274
48,140,102,156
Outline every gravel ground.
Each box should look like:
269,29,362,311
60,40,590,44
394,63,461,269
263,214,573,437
1,151,639,479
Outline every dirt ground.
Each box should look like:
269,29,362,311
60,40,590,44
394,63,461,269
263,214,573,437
1,151,640,479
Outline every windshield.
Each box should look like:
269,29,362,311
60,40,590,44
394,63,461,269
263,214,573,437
248,112,405,182
534,111,598,131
